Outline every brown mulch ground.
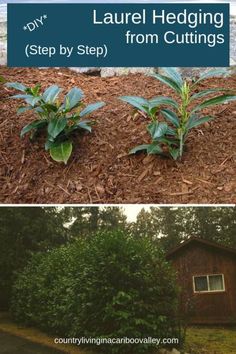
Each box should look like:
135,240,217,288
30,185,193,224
0,67,236,204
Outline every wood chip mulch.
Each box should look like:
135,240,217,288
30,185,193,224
0,67,235,204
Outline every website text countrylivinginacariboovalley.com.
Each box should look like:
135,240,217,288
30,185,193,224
54,336,180,346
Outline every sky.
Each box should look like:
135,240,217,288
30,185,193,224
121,205,186,221
123,205,150,222
118,205,180,222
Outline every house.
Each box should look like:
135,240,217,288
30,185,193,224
166,237,236,324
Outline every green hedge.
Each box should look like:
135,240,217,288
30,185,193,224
11,231,182,353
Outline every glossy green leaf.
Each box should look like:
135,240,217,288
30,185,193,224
161,67,183,87
20,120,47,138
5,82,27,92
193,69,228,85
161,109,180,127
64,87,84,110
166,126,176,136
151,74,182,94
47,117,67,139
147,121,168,140
50,141,73,164
187,115,214,130
76,120,92,133
149,96,178,109
17,106,32,115
10,94,31,100
31,84,41,96
11,94,41,107
169,148,180,160
147,143,163,154
42,103,59,113
34,107,44,114
149,106,159,117
45,139,55,151
43,85,61,103
159,136,178,145
129,144,150,154
79,102,105,117
193,95,236,112
119,96,149,113
190,88,230,102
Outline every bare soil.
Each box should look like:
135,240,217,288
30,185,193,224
0,67,236,204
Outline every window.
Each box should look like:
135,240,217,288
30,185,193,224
194,276,208,292
193,274,225,293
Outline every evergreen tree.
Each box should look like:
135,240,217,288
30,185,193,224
69,207,127,237
0,207,68,309
184,207,236,248
132,207,236,251
99,207,127,231
130,208,155,239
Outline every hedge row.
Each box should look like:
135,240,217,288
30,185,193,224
11,231,182,353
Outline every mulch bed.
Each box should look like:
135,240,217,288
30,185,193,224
0,66,236,204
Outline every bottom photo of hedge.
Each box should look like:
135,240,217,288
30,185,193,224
0,206,236,354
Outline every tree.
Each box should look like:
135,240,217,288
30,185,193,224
99,207,127,231
0,206,128,310
69,207,127,237
149,207,186,250
183,207,236,248
131,207,186,250
132,207,236,251
0,207,68,309
11,231,182,354
130,208,155,239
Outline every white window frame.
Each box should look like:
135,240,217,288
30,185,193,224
193,274,225,293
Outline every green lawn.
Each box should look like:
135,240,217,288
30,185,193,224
185,326,236,354
0,312,89,354
1,312,236,354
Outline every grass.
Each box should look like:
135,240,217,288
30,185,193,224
1,312,236,354
185,326,236,354
0,312,92,354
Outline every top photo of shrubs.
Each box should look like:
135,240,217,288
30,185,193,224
0,66,236,204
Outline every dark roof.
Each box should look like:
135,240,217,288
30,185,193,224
166,237,236,259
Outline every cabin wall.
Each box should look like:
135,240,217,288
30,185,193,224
169,245,236,324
